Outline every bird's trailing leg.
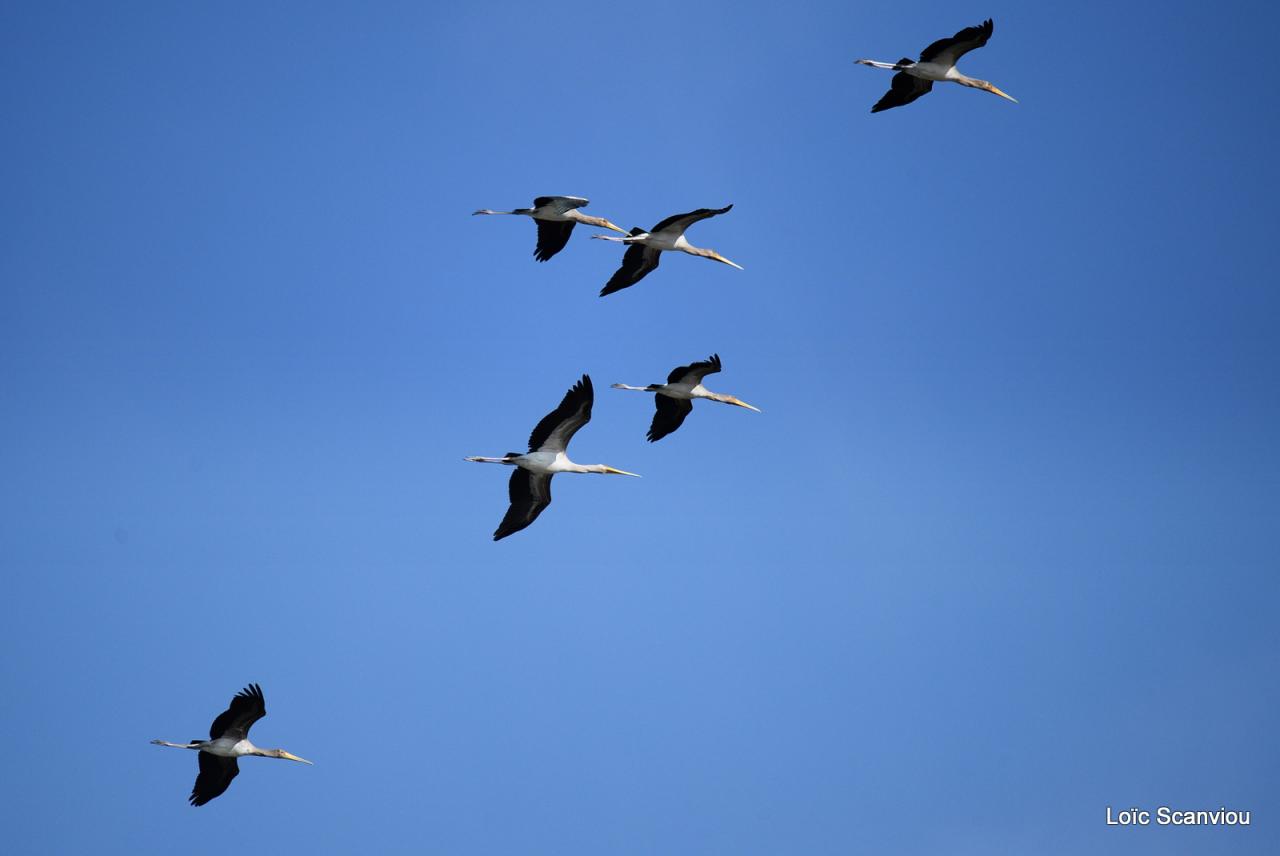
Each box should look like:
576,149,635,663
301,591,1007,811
855,59,902,70
591,232,649,245
472,209,534,216
610,383,660,392
465,455,518,464
151,739,202,749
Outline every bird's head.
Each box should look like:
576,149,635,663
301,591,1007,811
270,749,314,764
974,80,1017,102
704,249,744,270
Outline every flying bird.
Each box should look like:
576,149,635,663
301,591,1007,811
466,375,640,540
856,19,1016,113
151,683,312,806
613,354,760,442
592,205,742,296
473,196,627,261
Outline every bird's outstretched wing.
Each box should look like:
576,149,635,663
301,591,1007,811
601,233,661,296
190,753,239,806
918,19,993,66
871,72,933,113
647,395,694,443
527,374,593,453
534,195,589,213
494,469,553,540
533,219,575,262
209,683,266,740
667,353,722,385
649,205,733,237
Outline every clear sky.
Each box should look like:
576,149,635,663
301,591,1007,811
2,1,1278,853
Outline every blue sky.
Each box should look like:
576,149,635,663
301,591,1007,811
2,1,1277,853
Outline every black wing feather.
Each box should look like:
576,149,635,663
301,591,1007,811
648,395,694,443
871,72,933,113
667,353,722,385
494,469,553,540
527,375,593,452
209,683,266,740
190,753,239,806
919,19,993,64
650,204,733,235
601,238,660,297
533,195,588,211
533,219,575,262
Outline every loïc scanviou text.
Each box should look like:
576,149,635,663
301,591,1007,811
1106,806,1251,826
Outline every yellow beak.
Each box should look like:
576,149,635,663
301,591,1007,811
728,397,762,413
987,84,1017,103
281,751,314,765
603,220,628,235
710,251,744,270
602,466,641,477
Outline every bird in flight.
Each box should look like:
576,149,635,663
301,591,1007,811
466,375,640,540
151,683,312,806
473,195,627,261
856,19,1016,113
613,354,760,442
592,205,742,296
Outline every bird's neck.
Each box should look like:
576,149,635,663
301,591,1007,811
564,210,600,226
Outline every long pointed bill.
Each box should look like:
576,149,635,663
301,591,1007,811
710,251,744,270
987,84,1017,103
602,466,641,477
602,220,628,234
728,397,762,413
280,751,314,765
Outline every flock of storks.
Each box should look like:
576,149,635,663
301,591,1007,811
152,19,1015,806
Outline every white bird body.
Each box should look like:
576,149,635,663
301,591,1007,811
855,59,974,83
662,383,703,400
625,381,711,401
517,450,562,473
625,230,682,253
906,62,954,82
497,450,617,475
201,737,255,758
